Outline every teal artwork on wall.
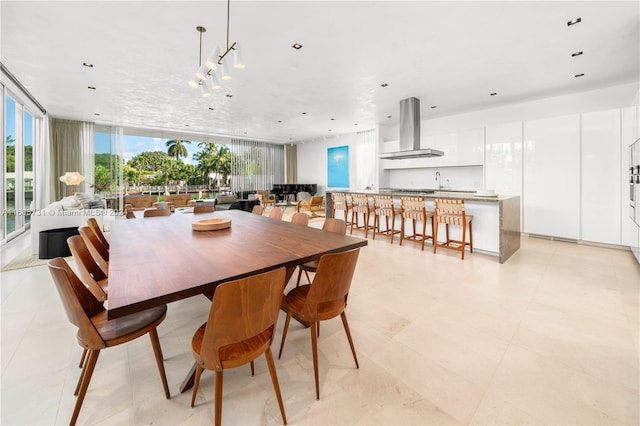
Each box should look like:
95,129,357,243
328,145,349,188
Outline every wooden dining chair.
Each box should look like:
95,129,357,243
291,212,309,226
78,226,109,276
67,235,108,302
86,217,109,250
143,208,171,217
295,218,347,287
433,198,473,259
48,258,170,426
252,204,265,215
269,206,284,220
193,204,215,214
190,267,288,426
278,248,361,400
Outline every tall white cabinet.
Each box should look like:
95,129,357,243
581,109,621,245
523,114,581,239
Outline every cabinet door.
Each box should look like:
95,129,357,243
523,114,580,239
485,122,523,196
582,109,621,245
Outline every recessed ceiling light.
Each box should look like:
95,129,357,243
330,118,335,121
354,123,358,126
244,132,247,134
431,105,437,109
387,115,392,119
185,124,190,127
208,107,214,110
302,112,307,115
277,120,282,123
83,62,93,68
490,92,497,96
292,43,303,50
571,51,584,57
575,73,585,77
567,17,581,26
94,113,100,116
226,94,232,97
328,129,332,132
381,83,388,87
88,86,96,90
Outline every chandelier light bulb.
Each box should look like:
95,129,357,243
208,73,222,90
195,64,208,81
205,47,221,70
188,77,199,89
233,43,245,69
220,62,232,81
200,80,212,97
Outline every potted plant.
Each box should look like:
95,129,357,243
157,195,166,209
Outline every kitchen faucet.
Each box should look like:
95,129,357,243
435,171,442,189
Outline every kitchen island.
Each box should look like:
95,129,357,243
325,189,520,263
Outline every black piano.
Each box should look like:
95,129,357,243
271,184,317,202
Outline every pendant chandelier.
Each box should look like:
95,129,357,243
188,0,245,97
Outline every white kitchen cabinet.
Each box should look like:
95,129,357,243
485,121,523,196
622,106,639,250
581,109,621,245
523,114,580,239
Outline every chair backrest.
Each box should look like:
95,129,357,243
199,267,286,371
322,218,347,235
144,208,171,217
434,198,466,224
331,192,348,209
300,248,360,322
126,211,136,219
79,226,109,275
194,204,215,214
309,195,325,208
400,196,426,219
351,194,369,212
87,218,109,250
297,191,311,202
48,257,106,349
373,195,394,212
269,207,284,220
291,212,309,226
68,235,108,301
252,205,265,215
256,190,273,201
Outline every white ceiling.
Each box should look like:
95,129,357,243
2,1,638,144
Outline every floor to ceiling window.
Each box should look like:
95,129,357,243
4,95,17,236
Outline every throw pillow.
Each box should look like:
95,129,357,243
75,192,94,209
88,200,106,209
61,196,82,210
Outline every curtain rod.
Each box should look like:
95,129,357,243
0,62,47,114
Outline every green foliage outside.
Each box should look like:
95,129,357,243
5,135,32,173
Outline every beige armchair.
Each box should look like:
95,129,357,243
297,195,325,217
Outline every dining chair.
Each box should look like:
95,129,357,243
86,217,109,250
269,206,284,220
252,204,265,215
190,267,288,426
291,212,309,226
143,208,172,217
193,204,215,214
48,258,170,426
278,248,361,400
433,198,473,259
372,195,401,243
67,235,108,302
295,218,347,287
78,226,109,276
399,196,434,251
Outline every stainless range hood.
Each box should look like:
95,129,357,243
379,97,444,159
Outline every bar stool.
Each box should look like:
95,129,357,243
350,194,372,238
372,195,400,243
399,196,434,251
433,198,473,259
331,192,350,224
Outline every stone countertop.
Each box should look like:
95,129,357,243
328,189,518,203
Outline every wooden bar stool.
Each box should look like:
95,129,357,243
399,196,434,251
372,195,401,243
433,198,473,259
331,192,350,224
349,194,372,238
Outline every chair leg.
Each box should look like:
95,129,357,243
372,213,377,240
250,361,255,376
71,349,100,426
265,346,287,425
214,370,223,426
420,217,426,251
340,312,359,369
461,222,466,260
191,365,203,408
304,270,311,284
295,267,303,287
469,220,473,253
78,348,87,368
74,350,90,396
149,328,170,399
278,312,292,359
399,216,405,245
433,222,439,253
310,322,320,400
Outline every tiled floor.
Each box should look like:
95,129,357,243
1,230,639,425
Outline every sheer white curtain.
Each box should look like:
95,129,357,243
34,114,51,209
355,128,378,190
49,118,95,200
230,139,285,192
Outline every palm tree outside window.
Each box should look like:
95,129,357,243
166,139,191,160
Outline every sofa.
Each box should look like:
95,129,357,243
30,194,116,255
124,194,193,211
214,194,238,211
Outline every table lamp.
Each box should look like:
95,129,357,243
59,172,85,195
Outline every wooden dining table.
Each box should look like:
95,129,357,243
106,209,367,391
